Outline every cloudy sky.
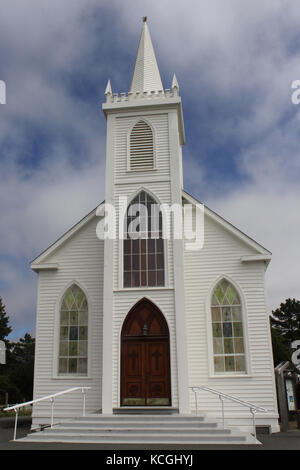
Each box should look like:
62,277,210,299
0,0,300,339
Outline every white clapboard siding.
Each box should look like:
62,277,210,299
32,217,104,424
184,210,279,430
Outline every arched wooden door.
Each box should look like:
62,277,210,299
121,299,171,406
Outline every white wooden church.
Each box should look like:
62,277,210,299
28,20,279,443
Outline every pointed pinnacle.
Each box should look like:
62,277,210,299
105,79,112,95
172,73,179,90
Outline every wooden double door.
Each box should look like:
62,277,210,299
121,299,171,406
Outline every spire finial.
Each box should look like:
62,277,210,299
129,18,163,93
105,79,112,96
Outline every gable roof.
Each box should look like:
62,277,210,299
30,202,104,270
182,190,271,258
31,190,271,271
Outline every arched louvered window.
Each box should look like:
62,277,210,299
211,279,246,374
58,284,88,375
124,191,164,287
129,120,154,171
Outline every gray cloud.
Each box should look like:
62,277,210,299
0,0,300,335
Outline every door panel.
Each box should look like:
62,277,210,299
121,339,170,406
122,342,145,406
121,299,171,406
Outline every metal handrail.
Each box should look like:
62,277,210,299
4,386,91,441
189,385,267,439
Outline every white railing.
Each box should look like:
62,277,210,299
4,386,91,441
189,385,267,439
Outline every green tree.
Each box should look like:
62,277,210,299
270,325,291,366
9,334,35,402
271,298,300,345
0,297,12,342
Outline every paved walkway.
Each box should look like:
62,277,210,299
0,417,299,450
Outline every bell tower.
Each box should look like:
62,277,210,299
101,19,189,415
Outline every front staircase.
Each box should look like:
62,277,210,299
18,413,260,445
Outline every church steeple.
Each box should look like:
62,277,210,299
129,18,163,94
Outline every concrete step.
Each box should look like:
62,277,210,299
54,422,219,430
20,431,249,444
45,426,230,434
19,413,259,445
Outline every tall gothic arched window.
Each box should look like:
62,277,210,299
124,191,164,288
129,120,154,171
211,279,246,374
58,284,88,375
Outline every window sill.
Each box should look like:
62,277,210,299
52,376,93,380
114,287,174,292
126,168,158,173
208,374,252,379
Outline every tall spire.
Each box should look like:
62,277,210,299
129,18,163,94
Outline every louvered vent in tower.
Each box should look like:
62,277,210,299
130,120,154,171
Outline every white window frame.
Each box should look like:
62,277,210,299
52,281,92,380
118,187,169,290
206,275,252,378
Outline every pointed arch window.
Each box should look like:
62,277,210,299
129,120,154,171
124,191,164,288
211,279,246,374
58,284,88,375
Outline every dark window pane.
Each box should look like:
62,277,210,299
124,254,131,271
148,271,156,286
156,239,164,253
223,322,233,338
148,239,156,253
141,271,147,286
69,358,77,374
69,326,78,341
148,254,156,270
141,252,147,270
124,239,131,254
79,326,88,341
60,327,68,340
132,239,140,254
124,272,132,287
132,271,140,287
132,254,140,270
156,253,164,269
157,271,164,286
141,239,146,254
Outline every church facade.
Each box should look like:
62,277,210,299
31,20,279,433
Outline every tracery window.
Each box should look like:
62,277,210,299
58,284,88,375
124,191,164,288
211,279,246,374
